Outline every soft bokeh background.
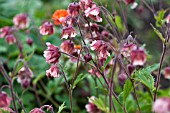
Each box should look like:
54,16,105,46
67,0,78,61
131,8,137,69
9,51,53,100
0,0,170,112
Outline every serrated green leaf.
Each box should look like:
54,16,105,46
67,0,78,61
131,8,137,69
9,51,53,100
57,102,66,113
72,73,88,89
123,79,133,104
151,24,165,43
103,53,114,69
154,9,167,27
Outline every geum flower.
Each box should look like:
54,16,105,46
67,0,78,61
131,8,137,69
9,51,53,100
0,91,11,108
43,42,61,65
60,40,74,54
5,34,16,45
52,9,69,25
0,26,11,38
39,21,54,35
13,13,29,29
68,2,80,17
84,3,102,22
164,66,170,79
61,26,77,39
46,65,60,78
131,47,147,66
90,40,110,58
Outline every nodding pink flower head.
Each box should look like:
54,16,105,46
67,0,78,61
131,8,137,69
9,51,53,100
68,2,80,17
101,30,109,37
152,97,170,113
166,14,170,24
85,96,101,113
61,26,77,39
17,66,33,88
39,21,54,35
29,108,45,113
123,0,135,5
118,73,128,84
0,91,11,108
5,34,16,45
90,40,110,58
60,40,74,54
0,26,11,38
43,42,61,65
164,66,170,79
84,53,92,63
13,13,29,29
79,0,93,10
121,42,137,59
26,38,33,46
46,65,60,78
127,64,135,75
84,4,102,22
131,47,147,66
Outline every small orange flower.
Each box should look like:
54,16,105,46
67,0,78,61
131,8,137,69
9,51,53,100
52,9,69,25
74,45,81,50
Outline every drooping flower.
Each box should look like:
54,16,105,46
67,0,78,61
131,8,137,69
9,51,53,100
131,47,147,66
61,26,77,39
164,66,170,79
52,9,69,25
68,2,80,17
127,64,135,75
13,13,29,29
118,73,127,84
152,97,170,113
0,26,11,38
43,42,61,65
79,0,93,11
5,34,16,45
85,96,101,113
39,22,54,35
60,40,74,54
90,40,110,58
46,65,60,78
17,66,33,88
84,53,92,63
123,0,135,5
29,108,45,113
26,38,33,46
166,14,170,24
0,91,11,107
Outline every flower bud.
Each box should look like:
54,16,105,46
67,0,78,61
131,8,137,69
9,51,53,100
39,21,54,35
0,26,11,38
60,40,74,54
46,65,60,78
61,26,77,39
29,108,45,113
123,0,135,5
5,34,16,45
0,91,11,107
26,38,33,46
118,73,127,84
127,64,135,75
152,97,170,113
13,13,29,29
43,42,61,65
164,66,170,79
68,2,80,17
84,53,92,63
101,30,109,37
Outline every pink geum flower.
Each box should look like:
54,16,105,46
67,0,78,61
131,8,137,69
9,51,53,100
123,0,138,9
85,96,101,113
29,108,45,113
0,26,11,38
118,73,128,84
17,66,33,88
39,21,54,35
68,2,80,17
79,0,93,11
164,66,170,79
13,13,29,29
152,97,170,113
90,40,110,58
5,34,16,45
46,65,60,78
0,91,11,107
131,47,147,66
61,26,77,39
166,14,170,24
121,42,137,59
43,42,61,65
60,40,74,54
84,3,102,22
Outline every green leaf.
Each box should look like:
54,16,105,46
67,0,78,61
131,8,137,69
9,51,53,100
103,53,114,69
72,73,88,90
151,24,165,43
57,102,66,113
132,64,159,91
123,79,133,104
89,97,109,113
154,9,167,27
